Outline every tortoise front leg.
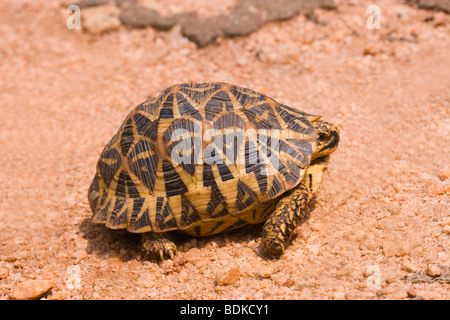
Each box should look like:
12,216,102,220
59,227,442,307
261,185,311,257
261,156,329,258
141,232,177,261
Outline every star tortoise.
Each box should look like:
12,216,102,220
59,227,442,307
88,82,340,260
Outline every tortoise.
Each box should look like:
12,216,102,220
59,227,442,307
88,82,339,260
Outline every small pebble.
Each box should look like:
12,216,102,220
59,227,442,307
258,266,274,278
81,4,121,35
429,182,445,196
407,288,417,298
426,264,442,277
0,267,9,279
215,266,240,285
10,279,54,300
438,168,450,180
401,260,418,273
72,249,88,261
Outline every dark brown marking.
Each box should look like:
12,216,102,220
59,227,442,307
245,141,263,173
134,113,159,140
99,192,107,207
129,139,159,192
162,159,188,197
97,198,111,222
130,208,150,231
120,117,134,155
207,183,229,218
260,202,276,220
235,179,258,211
220,130,244,164
180,194,201,226
203,164,215,187
254,167,267,194
243,103,281,129
278,140,309,168
230,86,264,107
282,160,301,184
176,93,202,121
164,119,201,176
208,220,224,235
244,141,267,193
268,176,283,198
98,148,121,187
109,197,128,227
155,196,177,230
136,101,158,115
213,112,244,129
278,103,312,118
116,171,140,198
217,163,233,182
204,91,234,121
180,83,220,105
222,219,247,233
159,93,175,119
130,198,145,221
111,197,125,215
276,105,314,134
115,171,126,197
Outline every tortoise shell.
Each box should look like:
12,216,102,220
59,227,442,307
88,82,320,236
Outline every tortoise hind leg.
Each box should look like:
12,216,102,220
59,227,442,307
141,232,177,261
261,156,330,258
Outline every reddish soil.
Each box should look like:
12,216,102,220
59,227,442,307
0,0,449,299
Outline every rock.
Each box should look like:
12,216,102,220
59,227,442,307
418,0,450,13
152,12,197,31
402,261,419,273
183,247,201,263
257,0,307,21
114,0,136,8
66,265,82,290
74,0,109,9
119,6,160,29
222,5,263,37
72,249,88,261
81,4,121,35
182,15,228,48
382,239,410,257
442,225,450,235
242,0,336,22
444,217,450,226
429,181,445,195
183,247,210,268
215,247,232,261
406,288,418,298
258,266,274,278
215,266,240,285
444,184,450,195
282,276,296,288
426,264,443,277
0,267,9,279
438,168,450,180
10,279,54,300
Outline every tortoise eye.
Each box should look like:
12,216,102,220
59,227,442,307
318,131,329,141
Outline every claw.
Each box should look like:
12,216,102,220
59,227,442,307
141,233,177,261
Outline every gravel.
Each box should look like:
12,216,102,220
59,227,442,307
0,0,449,300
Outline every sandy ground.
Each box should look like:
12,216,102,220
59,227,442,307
0,0,449,300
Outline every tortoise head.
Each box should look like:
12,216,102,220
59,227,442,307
312,120,340,160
